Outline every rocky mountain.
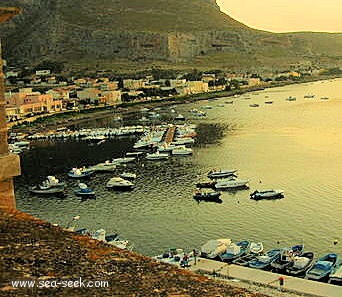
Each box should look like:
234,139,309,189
0,0,341,72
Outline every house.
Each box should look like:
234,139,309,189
6,88,62,116
123,79,145,90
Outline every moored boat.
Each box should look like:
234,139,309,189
145,151,169,160
90,160,117,172
29,185,66,195
286,252,315,276
270,244,304,272
171,145,193,156
248,249,281,269
119,172,137,180
200,238,232,259
193,190,222,202
306,253,340,281
106,177,134,190
219,240,250,262
250,189,284,200
329,263,342,284
195,180,217,189
207,169,238,179
215,178,249,190
74,183,96,197
67,167,95,179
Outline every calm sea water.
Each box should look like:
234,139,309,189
15,78,342,257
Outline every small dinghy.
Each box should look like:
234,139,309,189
74,183,95,197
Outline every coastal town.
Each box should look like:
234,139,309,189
4,60,339,125
2,2,342,297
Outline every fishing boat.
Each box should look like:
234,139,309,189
207,169,238,179
171,145,193,156
270,244,304,272
219,240,250,262
232,241,264,266
248,249,281,269
106,177,134,190
250,242,264,254
250,189,284,200
74,183,96,197
306,253,340,281
195,180,217,189
329,263,342,284
200,238,231,259
112,157,136,164
193,190,222,202
29,185,66,195
39,176,65,189
119,172,137,180
145,151,169,160
215,178,249,190
286,252,315,276
67,167,95,178
90,160,117,172
249,104,259,107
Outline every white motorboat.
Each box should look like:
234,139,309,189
90,160,117,172
215,178,249,190
39,176,65,189
119,172,137,180
112,157,135,164
171,145,193,156
208,169,238,179
157,143,177,153
250,189,284,200
67,167,95,178
250,242,264,254
200,238,232,259
29,176,66,194
106,177,134,190
145,151,169,160
171,138,195,146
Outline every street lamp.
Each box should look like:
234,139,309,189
0,7,21,211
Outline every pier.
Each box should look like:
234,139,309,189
189,258,342,297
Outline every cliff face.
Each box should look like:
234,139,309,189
0,0,341,70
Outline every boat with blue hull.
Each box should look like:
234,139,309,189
248,249,281,270
74,183,96,197
306,253,340,281
219,240,250,262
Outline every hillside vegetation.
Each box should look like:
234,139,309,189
0,0,341,72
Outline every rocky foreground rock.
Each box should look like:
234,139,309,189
0,210,268,297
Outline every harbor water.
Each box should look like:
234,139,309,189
15,78,342,257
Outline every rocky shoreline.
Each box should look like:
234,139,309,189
0,209,273,297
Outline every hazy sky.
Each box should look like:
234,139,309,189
216,0,342,33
